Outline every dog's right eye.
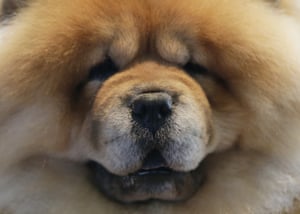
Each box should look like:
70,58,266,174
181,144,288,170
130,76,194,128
88,58,119,81
182,62,208,77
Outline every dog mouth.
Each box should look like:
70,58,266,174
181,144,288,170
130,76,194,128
134,149,172,176
134,167,172,176
87,150,204,203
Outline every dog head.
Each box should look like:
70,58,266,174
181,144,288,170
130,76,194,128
1,0,300,203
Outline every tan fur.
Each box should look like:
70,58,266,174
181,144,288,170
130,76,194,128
1,0,300,213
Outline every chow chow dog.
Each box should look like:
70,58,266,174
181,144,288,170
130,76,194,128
1,0,300,213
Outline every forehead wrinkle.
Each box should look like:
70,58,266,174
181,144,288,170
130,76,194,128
102,1,196,67
108,15,140,67
156,33,190,65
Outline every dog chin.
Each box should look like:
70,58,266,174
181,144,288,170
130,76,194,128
87,160,204,203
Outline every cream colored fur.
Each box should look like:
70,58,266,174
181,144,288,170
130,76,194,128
1,0,300,213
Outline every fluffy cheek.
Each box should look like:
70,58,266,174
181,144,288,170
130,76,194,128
195,76,245,153
162,94,211,171
91,104,144,175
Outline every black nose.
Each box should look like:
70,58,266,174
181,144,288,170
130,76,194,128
131,92,172,132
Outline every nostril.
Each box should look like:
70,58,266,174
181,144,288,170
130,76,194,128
159,98,172,117
132,99,147,117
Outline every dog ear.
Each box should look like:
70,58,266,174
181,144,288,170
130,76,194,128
1,0,28,19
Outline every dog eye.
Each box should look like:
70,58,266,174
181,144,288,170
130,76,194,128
88,58,119,81
182,62,208,76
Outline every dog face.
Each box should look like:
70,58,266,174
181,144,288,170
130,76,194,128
82,61,213,202
62,1,243,202
1,0,300,205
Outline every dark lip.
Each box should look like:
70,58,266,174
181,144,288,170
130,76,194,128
133,167,173,176
86,160,204,184
87,160,175,177
86,160,205,203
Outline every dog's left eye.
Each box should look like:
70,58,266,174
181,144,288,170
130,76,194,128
183,62,208,76
88,58,119,81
